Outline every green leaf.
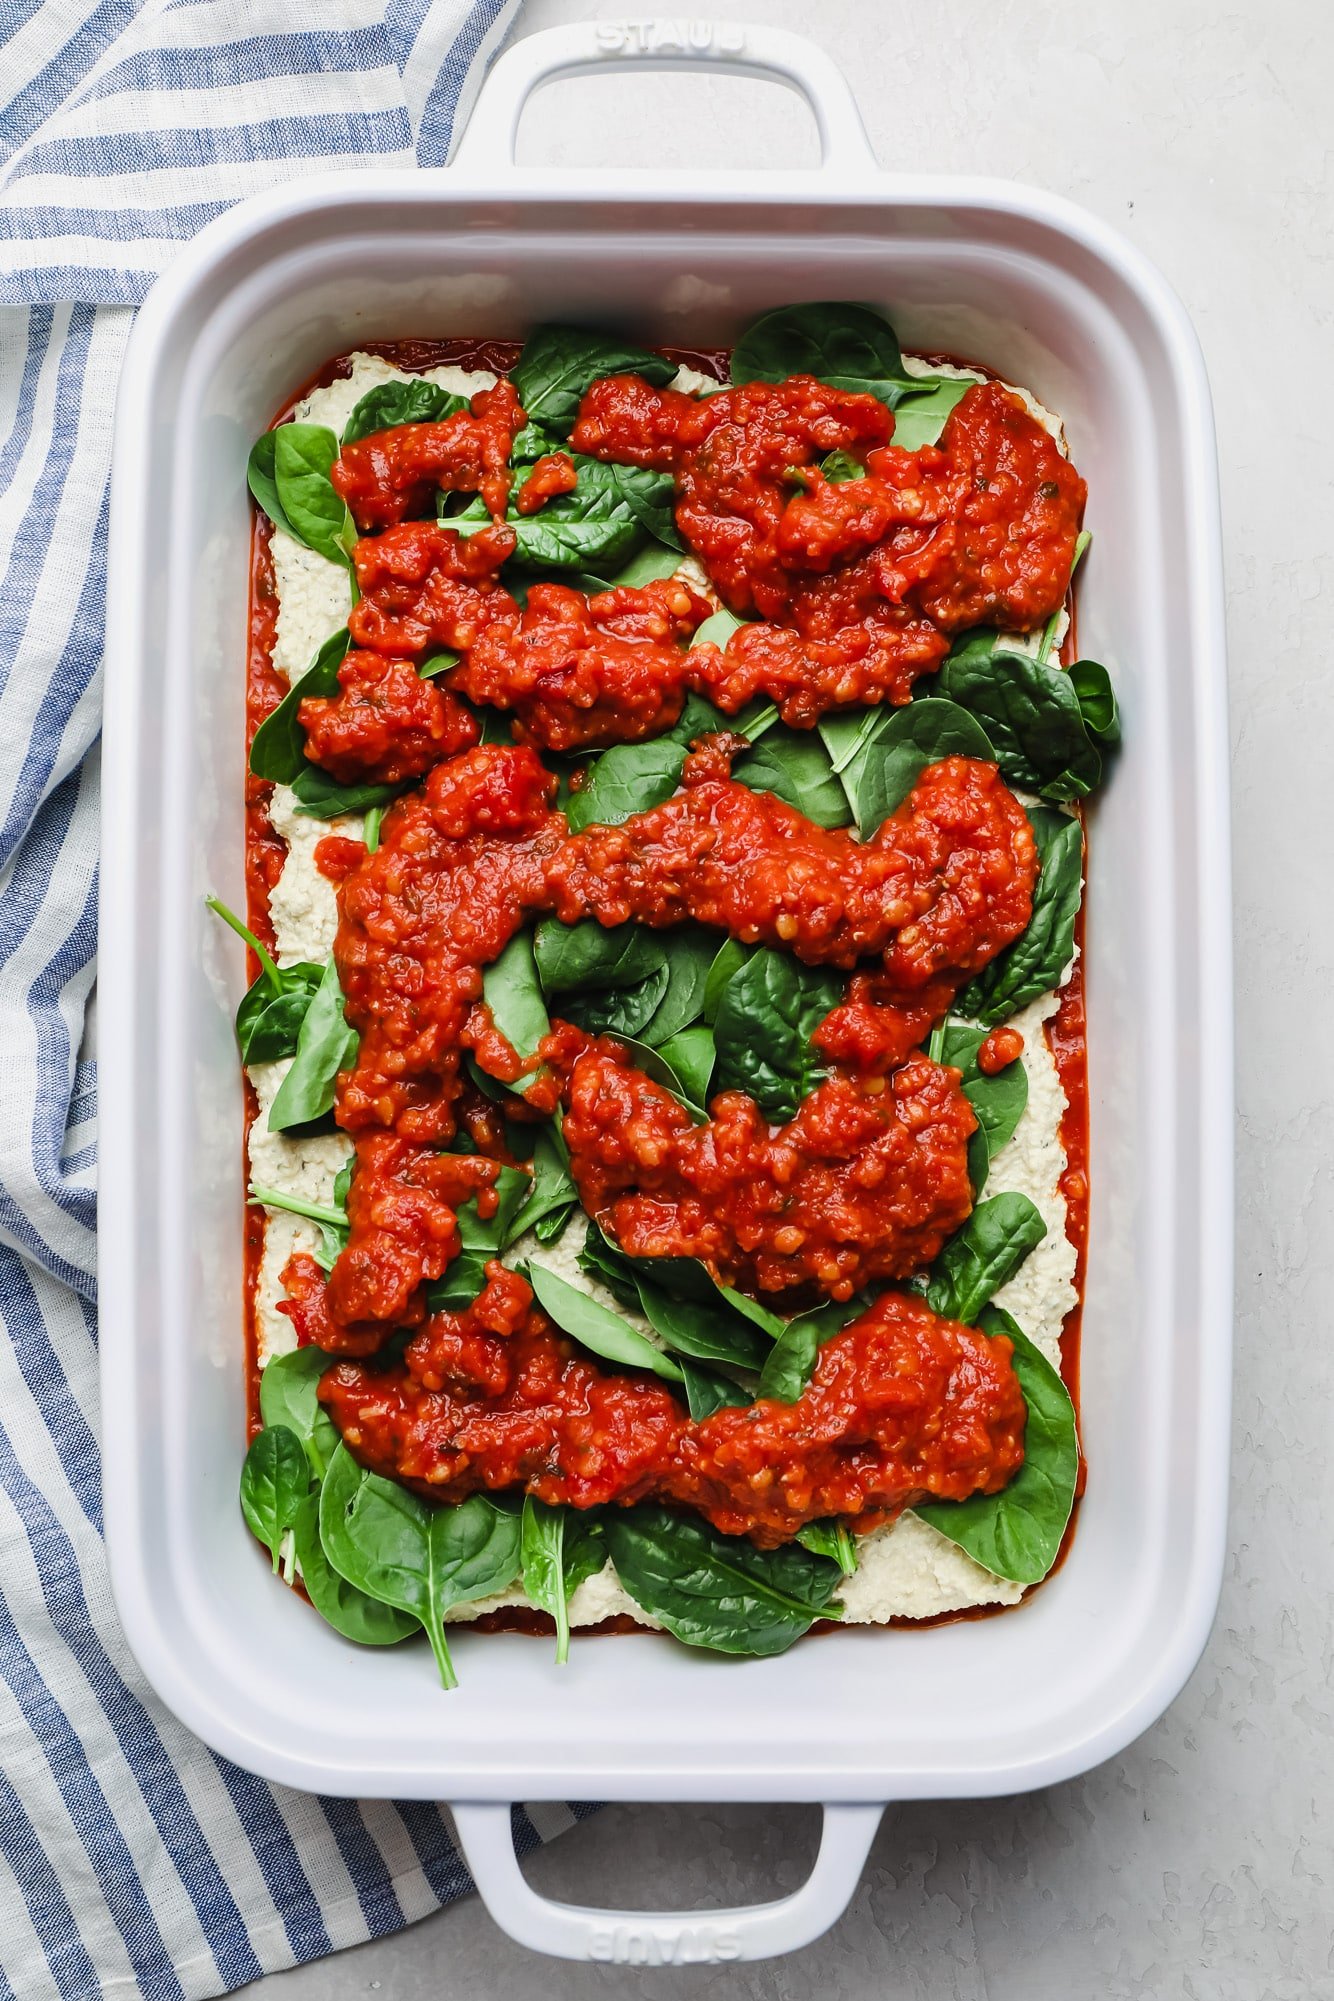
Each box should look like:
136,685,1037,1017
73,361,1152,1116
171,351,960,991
955,809,1083,1026
885,376,975,450
836,697,998,837
733,723,852,829
273,423,356,569
796,1519,859,1576
511,1126,579,1246
526,1261,684,1385
258,1347,340,1478
208,896,326,1064
677,1359,752,1419
756,1301,862,1403
937,645,1110,801
1068,659,1120,746
289,766,405,822
702,938,752,1024
564,739,685,833
249,627,351,785
650,1025,715,1108
584,540,683,590
610,1033,708,1117
427,1164,532,1310
520,1496,574,1664
291,1493,419,1645
268,957,359,1131
512,325,675,435
926,1192,1047,1325
342,378,467,444
239,1426,310,1572
602,1505,842,1656
939,1020,1029,1196
638,927,718,1047
535,918,663,997
915,1308,1078,1583
634,1279,771,1373
319,1446,522,1689
481,930,550,1076
712,948,842,1122
247,432,298,539
731,301,952,412
687,606,745,651
819,449,866,483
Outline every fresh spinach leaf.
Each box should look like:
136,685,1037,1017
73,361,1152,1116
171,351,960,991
937,645,1112,801
258,1346,340,1478
836,697,997,836
511,1126,579,1246
564,739,685,833
915,1307,1078,1583
756,1300,862,1403
247,432,298,540
207,895,325,1064
687,606,744,652
584,540,683,590
272,423,357,570
939,1020,1029,1195
526,1262,685,1385
702,938,752,1024
268,957,359,1131
611,1032,708,1117
926,1192,1047,1325
289,765,405,821
955,809,1082,1026
796,1519,859,1576
342,378,467,444
239,1425,310,1572
512,325,675,435
602,1505,843,1656
651,1025,715,1108
677,1359,752,1419
521,1497,603,1664
427,1164,531,1310
733,723,852,829
535,917,663,996
731,302,950,412
634,1279,771,1373
319,1445,522,1689
292,1493,419,1645
712,948,842,1122
1067,659,1120,746
249,626,351,785
639,928,717,1047
885,376,975,450
418,648,462,680
820,449,866,483
480,930,550,1080
563,967,669,1040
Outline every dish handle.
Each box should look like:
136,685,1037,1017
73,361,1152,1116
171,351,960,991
449,1799,883,1962
449,18,877,177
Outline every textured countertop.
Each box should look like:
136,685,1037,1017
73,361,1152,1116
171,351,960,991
248,3,1332,1994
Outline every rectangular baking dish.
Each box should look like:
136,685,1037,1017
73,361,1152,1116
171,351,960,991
99,21,1232,1962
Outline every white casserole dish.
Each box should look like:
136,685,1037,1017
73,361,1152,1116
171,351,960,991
99,21,1232,1963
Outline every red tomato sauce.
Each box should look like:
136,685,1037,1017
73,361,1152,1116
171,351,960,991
242,334,1093,1611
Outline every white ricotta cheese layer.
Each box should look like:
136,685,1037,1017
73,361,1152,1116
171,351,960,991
248,346,1083,1630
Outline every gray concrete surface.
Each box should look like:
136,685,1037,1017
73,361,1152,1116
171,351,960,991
244,3,1334,1994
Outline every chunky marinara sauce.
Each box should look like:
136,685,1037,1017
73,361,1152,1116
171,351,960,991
244,336,1091,1611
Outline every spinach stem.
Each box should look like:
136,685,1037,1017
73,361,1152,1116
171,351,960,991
426,1618,458,1692
927,1017,949,1064
248,1183,347,1229
834,1524,858,1577
363,806,383,855
207,894,281,992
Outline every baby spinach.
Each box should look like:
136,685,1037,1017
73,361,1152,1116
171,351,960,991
926,1192,1047,1325
731,302,949,412
291,1493,419,1646
702,938,752,1023
687,606,745,652
584,540,683,590
520,1497,605,1664
511,1125,579,1246
579,1218,785,1355
535,918,663,997
1067,658,1119,745
820,449,866,484
289,766,405,822
259,1347,340,1478
756,1299,863,1403
512,325,675,435
885,376,974,450
249,423,357,571
955,808,1082,1026
319,1446,522,1689
651,1025,715,1108
427,1164,531,1310
268,957,359,1131
342,378,467,445
480,930,550,1082
677,1359,751,1419
939,1020,1029,1195
634,1278,771,1374
796,1519,859,1576
835,698,998,837
564,739,685,833
611,1032,708,1117
249,627,351,785
526,1261,685,1385
712,949,843,1122
207,896,324,1063
570,968,669,1040
733,724,852,830
915,1308,1078,1583
239,1425,310,1572
937,644,1117,801
455,455,676,571
602,1505,843,1656
640,928,717,1048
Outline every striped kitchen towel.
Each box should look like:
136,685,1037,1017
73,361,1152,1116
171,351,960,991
0,5,598,1997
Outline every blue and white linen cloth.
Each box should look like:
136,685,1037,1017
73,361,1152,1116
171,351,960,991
0,6,595,1996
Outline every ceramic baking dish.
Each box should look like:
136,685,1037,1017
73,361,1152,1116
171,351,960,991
99,20,1232,1962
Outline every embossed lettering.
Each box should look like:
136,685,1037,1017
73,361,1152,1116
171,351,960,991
594,21,747,60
